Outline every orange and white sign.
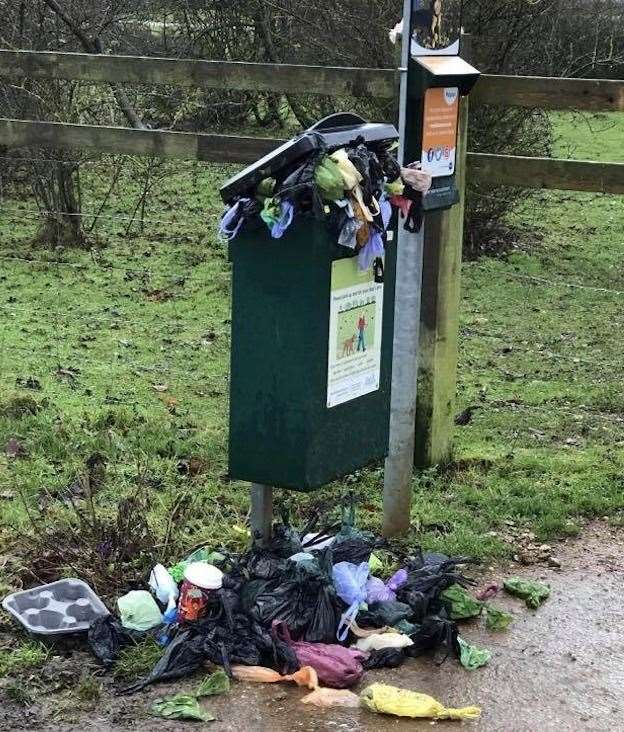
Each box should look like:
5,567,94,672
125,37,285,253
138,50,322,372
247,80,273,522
421,86,459,178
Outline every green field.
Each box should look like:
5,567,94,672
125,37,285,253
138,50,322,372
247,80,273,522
0,112,623,601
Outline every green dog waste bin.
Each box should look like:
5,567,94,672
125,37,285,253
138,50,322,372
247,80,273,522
222,115,399,491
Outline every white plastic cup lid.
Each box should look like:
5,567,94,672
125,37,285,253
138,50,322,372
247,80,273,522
183,562,223,590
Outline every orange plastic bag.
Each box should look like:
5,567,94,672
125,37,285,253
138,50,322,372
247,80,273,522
231,665,318,690
301,688,360,708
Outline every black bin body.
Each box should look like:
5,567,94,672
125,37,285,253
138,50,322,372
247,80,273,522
226,117,398,491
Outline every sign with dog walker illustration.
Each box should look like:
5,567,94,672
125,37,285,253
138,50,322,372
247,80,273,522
327,258,384,408
421,85,459,177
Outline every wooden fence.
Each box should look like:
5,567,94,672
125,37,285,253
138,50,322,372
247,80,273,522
1,47,623,470
1,49,623,193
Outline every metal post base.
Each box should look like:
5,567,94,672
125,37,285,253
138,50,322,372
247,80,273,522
250,483,273,545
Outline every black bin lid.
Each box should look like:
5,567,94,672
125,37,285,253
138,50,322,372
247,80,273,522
308,112,398,149
220,113,399,204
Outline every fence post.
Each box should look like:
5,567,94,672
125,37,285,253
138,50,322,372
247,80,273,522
414,95,469,467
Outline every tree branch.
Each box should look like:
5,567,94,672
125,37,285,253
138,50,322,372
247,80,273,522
39,0,145,130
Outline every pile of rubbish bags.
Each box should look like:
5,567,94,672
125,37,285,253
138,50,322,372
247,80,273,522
2,505,554,718
82,509,538,701
218,132,432,272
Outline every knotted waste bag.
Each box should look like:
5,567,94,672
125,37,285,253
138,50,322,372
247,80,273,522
361,683,481,721
272,621,365,689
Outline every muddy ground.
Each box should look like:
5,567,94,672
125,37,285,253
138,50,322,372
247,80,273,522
1,523,623,732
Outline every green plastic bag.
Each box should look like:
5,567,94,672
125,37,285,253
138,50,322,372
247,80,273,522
315,156,345,202
457,637,491,670
394,619,418,636
441,584,483,620
197,670,230,698
368,553,383,574
256,177,276,200
151,694,214,722
504,578,551,609
385,178,405,196
335,504,375,543
117,590,163,632
485,605,513,631
169,549,226,583
260,197,281,227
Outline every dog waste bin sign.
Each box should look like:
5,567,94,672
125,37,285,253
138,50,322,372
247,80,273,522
327,258,384,409
421,86,459,178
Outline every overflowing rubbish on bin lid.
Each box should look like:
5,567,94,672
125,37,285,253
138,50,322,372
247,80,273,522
219,117,432,272
2,503,550,721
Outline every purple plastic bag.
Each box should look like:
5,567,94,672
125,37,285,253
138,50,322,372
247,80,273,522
272,621,365,689
357,229,384,271
380,194,392,229
219,199,246,240
271,200,294,239
365,569,408,604
332,561,370,641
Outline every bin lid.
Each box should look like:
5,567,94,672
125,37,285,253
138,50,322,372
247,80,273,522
220,132,320,204
307,113,398,149
220,113,399,204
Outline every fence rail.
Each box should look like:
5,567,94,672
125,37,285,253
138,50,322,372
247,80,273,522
469,153,624,194
0,50,396,99
2,118,624,194
1,49,624,111
0,118,279,164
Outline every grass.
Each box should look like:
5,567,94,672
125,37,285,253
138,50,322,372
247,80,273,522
0,641,49,677
0,112,623,596
113,638,165,681
75,674,102,703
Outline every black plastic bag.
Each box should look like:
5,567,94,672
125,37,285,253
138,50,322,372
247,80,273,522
274,144,326,218
358,601,413,628
122,630,205,694
377,146,402,183
247,553,290,580
88,616,133,668
331,538,375,565
302,549,340,643
402,187,424,233
243,574,312,637
347,142,385,202
405,613,459,664
201,613,299,676
397,552,475,622
263,523,303,559
241,549,339,643
198,586,240,629
362,647,406,670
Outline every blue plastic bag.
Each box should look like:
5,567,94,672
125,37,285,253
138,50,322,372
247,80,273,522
332,561,370,641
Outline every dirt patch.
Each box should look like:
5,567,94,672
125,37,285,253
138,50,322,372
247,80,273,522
1,523,623,732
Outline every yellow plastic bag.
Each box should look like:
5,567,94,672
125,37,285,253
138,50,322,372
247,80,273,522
330,148,363,191
231,665,318,690
361,684,481,721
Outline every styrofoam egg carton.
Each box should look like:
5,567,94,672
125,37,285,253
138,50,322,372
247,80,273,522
2,578,109,635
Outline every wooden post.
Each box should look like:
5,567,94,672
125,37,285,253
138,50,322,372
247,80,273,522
414,95,469,466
